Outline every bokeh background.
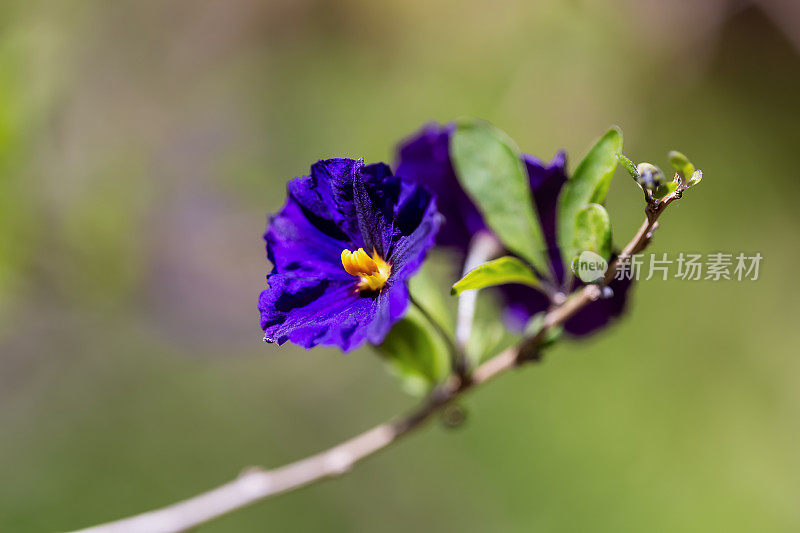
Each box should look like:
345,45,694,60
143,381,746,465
1,0,799,531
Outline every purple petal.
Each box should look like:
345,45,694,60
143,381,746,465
563,276,633,336
366,283,410,345
259,274,412,352
497,284,551,333
259,275,370,351
522,151,568,283
389,195,443,280
395,123,485,253
353,171,392,257
287,159,364,246
266,196,354,279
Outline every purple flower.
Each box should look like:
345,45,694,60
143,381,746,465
259,158,442,352
395,123,632,337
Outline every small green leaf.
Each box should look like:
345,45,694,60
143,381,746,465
557,127,622,266
376,305,450,396
616,153,638,180
572,203,612,261
687,169,703,188
668,150,695,179
451,256,539,296
451,119,549,275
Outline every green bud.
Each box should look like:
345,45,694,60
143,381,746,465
668,150,695,179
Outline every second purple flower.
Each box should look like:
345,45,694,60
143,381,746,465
395,123,632,337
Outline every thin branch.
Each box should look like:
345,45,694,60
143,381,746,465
68,193,681,533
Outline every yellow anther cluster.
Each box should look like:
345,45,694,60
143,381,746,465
341,248,391,292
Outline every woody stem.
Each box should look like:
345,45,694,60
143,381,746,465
67,195,682,533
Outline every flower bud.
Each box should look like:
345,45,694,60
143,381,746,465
635,163,664,191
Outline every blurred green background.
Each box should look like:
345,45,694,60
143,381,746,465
1,0,799,531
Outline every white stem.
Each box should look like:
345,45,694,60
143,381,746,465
455,232,503,350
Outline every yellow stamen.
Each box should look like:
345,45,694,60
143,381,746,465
341,247,391,292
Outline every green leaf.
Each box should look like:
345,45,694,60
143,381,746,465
616,153,638,180
375,305,450,396
668,150,695,179
450,119,549,275
687,169,703,188
451,256,539,296
572,203,612,261
557,127,622,264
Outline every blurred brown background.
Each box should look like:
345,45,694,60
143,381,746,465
1,0,799,531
